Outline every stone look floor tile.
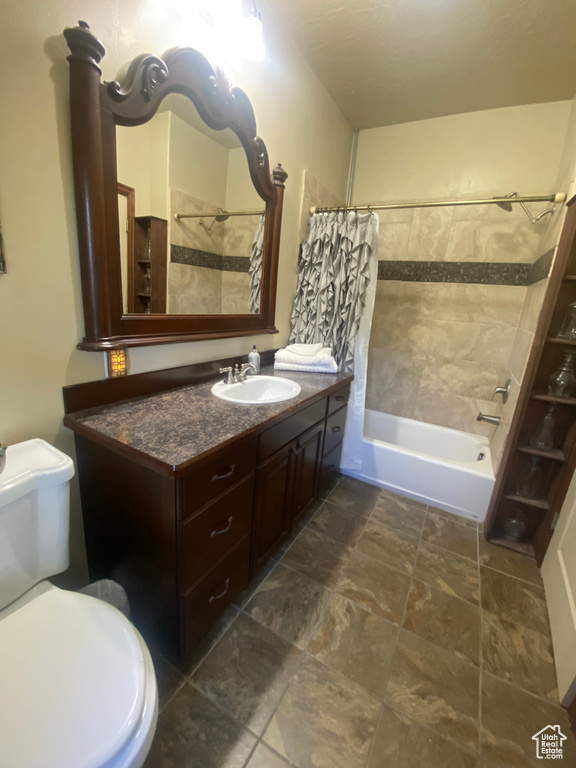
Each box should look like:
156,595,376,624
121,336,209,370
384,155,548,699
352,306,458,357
143,683,257,768
367,703,478,768
481,566,550,637
414,541,480,604
245,743,291,767
481,610,558,701
191,613,302,736
263,655,381,768
337,550,411,623
168,604,240,677
481,673,576,767
356,519,419,574
281,528,352,588
403,579,480,666
326,477,380,517
422,512,478,561
308,500,368,547
149,649,186,711
233,557,278,610
429,505,479,530
370,491,427,538
309,593,398,698
245,563,331,648
386,630,480,752
479,539,543,586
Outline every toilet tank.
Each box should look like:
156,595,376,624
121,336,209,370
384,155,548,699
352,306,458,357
0,439,75,611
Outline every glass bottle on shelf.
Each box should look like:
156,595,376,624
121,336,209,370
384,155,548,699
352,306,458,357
516,455,542,499
548,350,576,398
557,301,576,340
530,404,556,451
504,509,527,542
143,265,151,294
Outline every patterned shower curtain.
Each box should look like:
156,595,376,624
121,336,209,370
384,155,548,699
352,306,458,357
249,215,265,314
289,211,379,371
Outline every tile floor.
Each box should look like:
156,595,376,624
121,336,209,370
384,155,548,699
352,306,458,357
143,476,576,768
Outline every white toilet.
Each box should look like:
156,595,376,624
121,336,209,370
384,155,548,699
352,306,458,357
0,439,158,768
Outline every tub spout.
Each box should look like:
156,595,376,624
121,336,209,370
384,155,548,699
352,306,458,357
477,413,501,426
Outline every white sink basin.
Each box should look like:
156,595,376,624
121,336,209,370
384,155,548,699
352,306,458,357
211,375,301,405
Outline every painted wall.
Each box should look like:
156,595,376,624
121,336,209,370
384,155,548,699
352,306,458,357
354,102,571,469
0,0,352,581
354,102,571,204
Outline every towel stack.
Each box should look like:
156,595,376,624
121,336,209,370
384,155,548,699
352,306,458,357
274,343,338,373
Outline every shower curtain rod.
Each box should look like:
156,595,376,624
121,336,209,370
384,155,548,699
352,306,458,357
173,208,264,220
309,192,566,215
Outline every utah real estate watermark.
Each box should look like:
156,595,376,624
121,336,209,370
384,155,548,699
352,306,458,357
532,725,567,759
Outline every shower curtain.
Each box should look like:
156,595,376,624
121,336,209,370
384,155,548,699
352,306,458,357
289,211,379,372
249,215,265,314
289,210,379,472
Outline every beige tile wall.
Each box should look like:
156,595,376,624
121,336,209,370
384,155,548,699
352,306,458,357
298,170,345,245
366,281,524,438
168,187,254,315
368,202,559,470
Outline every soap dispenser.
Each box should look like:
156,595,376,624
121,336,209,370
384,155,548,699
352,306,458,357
248,345,260,374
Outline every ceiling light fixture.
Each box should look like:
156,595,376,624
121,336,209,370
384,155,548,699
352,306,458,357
241,5,265,62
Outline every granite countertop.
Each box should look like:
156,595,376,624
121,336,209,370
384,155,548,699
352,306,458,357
65,365,353,471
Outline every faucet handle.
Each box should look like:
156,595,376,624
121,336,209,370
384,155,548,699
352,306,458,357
219,366,234,385
491,378,511,404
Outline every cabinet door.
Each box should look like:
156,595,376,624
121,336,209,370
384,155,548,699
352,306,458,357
293,421,325,525
252,442,295,572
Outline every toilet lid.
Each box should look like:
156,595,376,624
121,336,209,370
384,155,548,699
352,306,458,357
0,589,147,768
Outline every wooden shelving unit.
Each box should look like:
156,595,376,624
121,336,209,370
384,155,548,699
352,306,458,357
128,216,167,314
485,199,576,564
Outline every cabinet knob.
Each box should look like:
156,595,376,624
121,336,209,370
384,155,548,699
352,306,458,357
212,464,236,482
332,426,341,433
336,395,345,402
208,578,231,603
210,516,233,537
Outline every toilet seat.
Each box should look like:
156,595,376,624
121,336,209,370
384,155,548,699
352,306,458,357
0,587,155,768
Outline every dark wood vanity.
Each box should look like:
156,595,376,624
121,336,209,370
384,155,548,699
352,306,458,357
64,359,351,657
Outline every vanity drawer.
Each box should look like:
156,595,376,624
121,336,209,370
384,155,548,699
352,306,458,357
324,405,348,456
181,437,257,519
328,385,351,415
259,398,327,463
181,535,250,653
180,473,254,590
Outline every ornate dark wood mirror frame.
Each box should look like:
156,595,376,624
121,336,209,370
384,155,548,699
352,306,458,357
64,22,288,350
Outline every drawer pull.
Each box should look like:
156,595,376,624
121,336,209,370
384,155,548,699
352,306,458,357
212,464,236,482
208,578,230,603
331,426,342,433
210,517,233,537
335,395,345,402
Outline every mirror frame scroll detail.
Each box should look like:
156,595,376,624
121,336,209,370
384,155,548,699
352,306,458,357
64,21,288,350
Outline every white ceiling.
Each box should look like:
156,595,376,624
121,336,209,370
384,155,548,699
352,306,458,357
265,0,576,129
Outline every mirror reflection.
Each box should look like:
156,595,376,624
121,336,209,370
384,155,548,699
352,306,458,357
116,94,265,316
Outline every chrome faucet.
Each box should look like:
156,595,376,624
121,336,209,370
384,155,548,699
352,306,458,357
219,362,257,384
491,379,511,404
477,413,501,426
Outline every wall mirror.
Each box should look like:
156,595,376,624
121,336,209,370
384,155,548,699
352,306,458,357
64,21,287,350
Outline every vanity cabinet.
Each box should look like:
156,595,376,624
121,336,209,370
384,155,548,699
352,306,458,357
67,374,351,658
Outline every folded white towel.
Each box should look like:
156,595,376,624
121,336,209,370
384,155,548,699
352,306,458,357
283,343,323,358
275,346,333,367
274,359,339,374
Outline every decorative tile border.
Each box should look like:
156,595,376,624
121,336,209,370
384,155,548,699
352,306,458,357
377,248,554,286
171,245,250,273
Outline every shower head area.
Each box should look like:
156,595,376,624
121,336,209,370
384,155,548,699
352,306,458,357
493,191,563,223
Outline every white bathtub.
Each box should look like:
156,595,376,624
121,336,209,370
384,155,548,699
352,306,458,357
343,409,495,523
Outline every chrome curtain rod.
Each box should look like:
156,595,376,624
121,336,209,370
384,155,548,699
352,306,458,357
309,193,566,215
174,209,264,220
